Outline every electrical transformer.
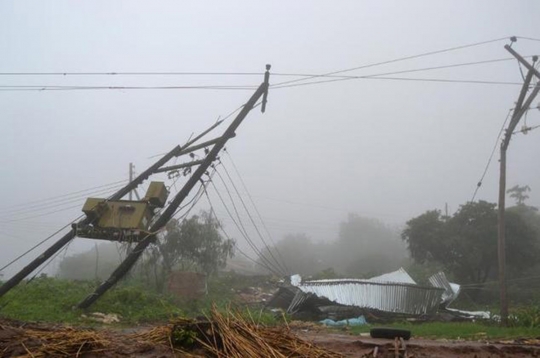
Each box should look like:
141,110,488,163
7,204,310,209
74,181,169,242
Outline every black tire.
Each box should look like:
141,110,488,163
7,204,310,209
370,327,411,340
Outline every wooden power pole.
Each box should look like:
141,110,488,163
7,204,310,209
498,44,539,326
0,65,271,307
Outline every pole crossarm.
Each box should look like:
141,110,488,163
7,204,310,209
154,160,205,174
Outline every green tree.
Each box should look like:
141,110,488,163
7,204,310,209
402,201,539,285
141,211,235,291
507,185,531,206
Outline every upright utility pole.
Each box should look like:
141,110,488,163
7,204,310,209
498,45,539,326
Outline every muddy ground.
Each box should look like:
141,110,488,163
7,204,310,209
300,331,540,358
1,318,540,357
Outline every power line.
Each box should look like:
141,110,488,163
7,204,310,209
516,36,540,42
0,204,87,223
206,172,284,276
0,185,123,223
221,152,290,274
0,216,82,272
275,75,525,90
0,85,257,92
271,37,512,87
1,53,531,93
470,108,514,202
272,57,530,89
0,179,127,211
0,184,125,218
0,72,265,76
0,57,521,80
200,181,276,274
217,162,289,275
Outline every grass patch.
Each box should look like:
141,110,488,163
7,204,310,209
0,273,280,326
350,321,540,340
0,276,183,324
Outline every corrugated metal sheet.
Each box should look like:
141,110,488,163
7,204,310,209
367,268,417,285
292,269,444,316
428,271,461,307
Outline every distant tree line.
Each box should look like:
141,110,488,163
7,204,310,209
401,185,540,302
258,213,408,278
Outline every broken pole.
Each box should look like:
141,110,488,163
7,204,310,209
77,66,271,308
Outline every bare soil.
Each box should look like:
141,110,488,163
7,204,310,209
2,318,540,357
297,331,540,358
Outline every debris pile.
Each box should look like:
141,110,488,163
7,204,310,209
136,307,344,357
268,268,481,322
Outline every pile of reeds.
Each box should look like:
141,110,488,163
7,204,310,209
1,325,110,357
165,307,344,358
2,308,343,357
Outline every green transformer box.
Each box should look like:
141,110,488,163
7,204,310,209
74,182,169,243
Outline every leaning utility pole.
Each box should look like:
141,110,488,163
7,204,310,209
77,65,271,308
498,44,539,326
0,65,271,307
128,163,134,201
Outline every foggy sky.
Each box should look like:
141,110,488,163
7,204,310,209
1,1,540,277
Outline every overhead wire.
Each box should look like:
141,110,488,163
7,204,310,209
469,108,514,203
271,36,512,88
0,71,265,76
0,176,145,271
272,56,532,89
0,237,76,309
200,179,276,274
516,36,540,42
0,183,126,218
206,170,284,276
212,167,286,275
220,152,290,274
0,215,83,273
0,85,258,92
0,186,122,223
0,57,531,92
0,57,521,81
0,179,127,211
217,163,288,274
0,38,532,93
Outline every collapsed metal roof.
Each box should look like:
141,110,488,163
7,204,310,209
428,271,461,307
288,268,451,316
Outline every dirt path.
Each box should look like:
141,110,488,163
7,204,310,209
299,331,540,357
